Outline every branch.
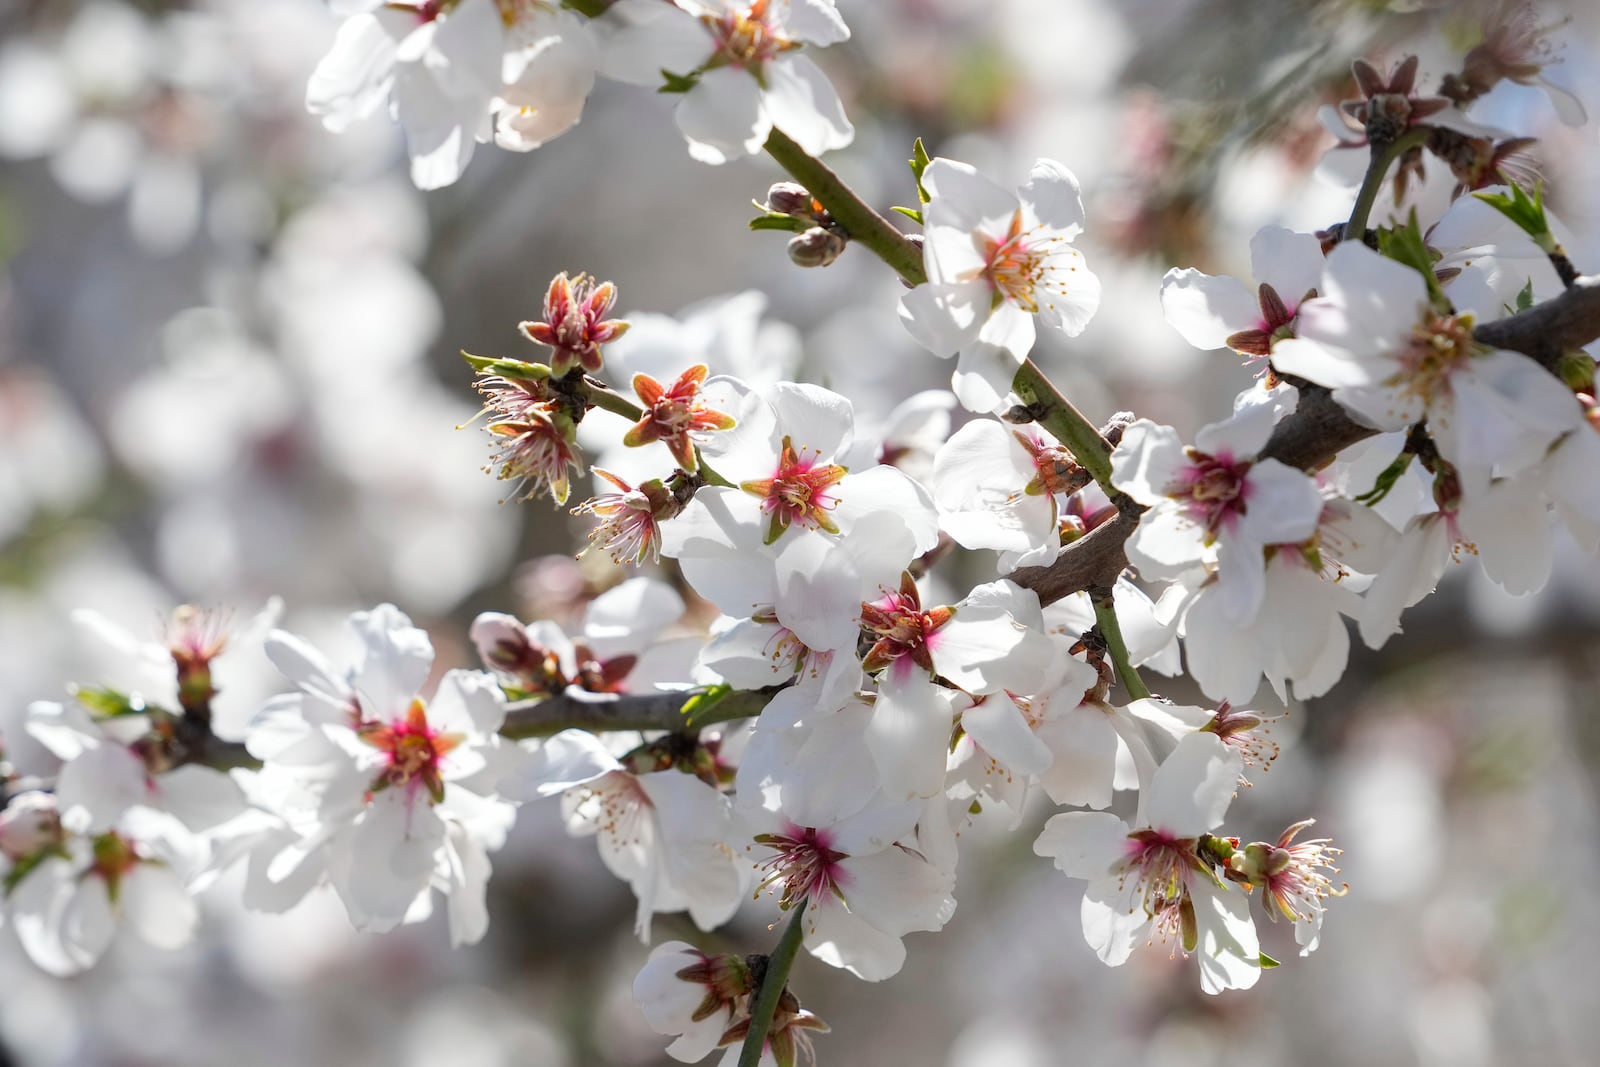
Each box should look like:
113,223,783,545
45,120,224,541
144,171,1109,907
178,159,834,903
182,686,781,773
1005,285,1600,607
763,129,926,285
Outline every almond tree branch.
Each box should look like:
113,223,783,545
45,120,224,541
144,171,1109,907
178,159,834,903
1005,277,1600,606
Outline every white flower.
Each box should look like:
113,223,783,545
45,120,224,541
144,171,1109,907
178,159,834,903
1271,242,1581,492
244,605,518,944
503,729,745,941
1111,401,1324,625
308,0,503,190
932,418,1072,571
858,578,1055,800
633,940,746,1062
1034,733,1261,994
5,806,201,976
899,157,1101,412
493,6,597,152
1160,225,1325,362
737,699,956,981
599,0,852,164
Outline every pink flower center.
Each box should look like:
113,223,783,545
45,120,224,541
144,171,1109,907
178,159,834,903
711,1,789,69
740,437,848,541
981,211,1051,311
1393,311,1476,402
360,700,462,803
754,824,848,909
1171,449,1253,536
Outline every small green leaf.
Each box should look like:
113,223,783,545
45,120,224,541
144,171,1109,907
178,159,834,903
680,684,734,728
68,685,147,718
658,68,700,94
1354,448,1416,506
748,215,811,233
890,205,924,224
1259,951,1282,969
909,137,933,204
1474,179,1552,244
461,351,549,380
1515,277,1535,312
1376,211,1448,310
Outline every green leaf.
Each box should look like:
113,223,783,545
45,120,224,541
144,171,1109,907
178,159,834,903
679,684,734,728
909,137,932,204
1515,276,1535,312
1376,211,1448,310
460,351,549,380
1259,951,1282,969
68,685,148,718
1354,448,1416,506
658,68,700,94
1474,179,1552,244
890,205,924,224
748,215,811,233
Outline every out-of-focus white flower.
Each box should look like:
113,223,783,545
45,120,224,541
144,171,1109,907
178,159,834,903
600,0,853,164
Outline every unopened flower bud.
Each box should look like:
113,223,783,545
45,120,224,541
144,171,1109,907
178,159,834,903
0,791,64,860
787,226,847,268
765,181,821,220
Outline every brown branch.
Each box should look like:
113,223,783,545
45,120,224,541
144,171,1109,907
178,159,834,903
1007,277,1600,606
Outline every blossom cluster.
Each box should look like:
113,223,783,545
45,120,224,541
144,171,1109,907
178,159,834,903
2,4,1596,1066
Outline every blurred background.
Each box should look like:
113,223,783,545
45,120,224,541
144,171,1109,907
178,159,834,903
2,0,1600,1064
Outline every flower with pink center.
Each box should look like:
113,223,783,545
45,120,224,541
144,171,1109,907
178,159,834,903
859,576,1056,800
520,271,629,376
243,605,519,944
1232,819,1345,956
4,804,201,976
1161,225,1325,364
1272,242,1581,495
932,417,1076,572
599,0,852,165
899,157,1101,413
505,728,745,940
696,610,862,711
624,364,738,470
1034,732,1262,994
1112,398,1324,625
736,697,956,980
740,436,849,542
571,468,673,564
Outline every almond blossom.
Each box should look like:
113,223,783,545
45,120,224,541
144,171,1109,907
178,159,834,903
736,697,957,980
1271,242,1582,493
1160,225,1325,363
504,729,745,941
899,157,1101,413
1033,732,1262,994
243,605,519,944
1111,397,1324,625
599,0,853,165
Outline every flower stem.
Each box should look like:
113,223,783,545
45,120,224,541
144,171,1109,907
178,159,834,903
1343,128,1429,242
1092,591,1150,700
580,380,644,421
738,907,808,1067
762,130,926,285
1011,361,1116,493
760,133,1118,495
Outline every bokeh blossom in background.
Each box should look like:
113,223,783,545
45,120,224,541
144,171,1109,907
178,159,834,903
2,0,1600,1064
